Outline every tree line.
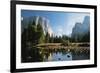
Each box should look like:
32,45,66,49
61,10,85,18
22,19,90,47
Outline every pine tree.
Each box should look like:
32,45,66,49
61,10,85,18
45,32,50,43
37,23,45,44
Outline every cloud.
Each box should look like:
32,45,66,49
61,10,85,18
54,25,64,36
58,28,63,32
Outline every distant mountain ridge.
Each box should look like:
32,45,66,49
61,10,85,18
71,16,90,40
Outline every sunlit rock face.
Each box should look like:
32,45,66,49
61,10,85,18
71,16,90,39
21,16,53,36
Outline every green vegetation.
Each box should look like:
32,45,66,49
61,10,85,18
21,19,90,62
21,19,90,47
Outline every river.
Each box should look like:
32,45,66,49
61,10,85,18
22,47,90,63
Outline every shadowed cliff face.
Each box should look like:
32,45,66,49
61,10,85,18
21,16,53,36
71,16,90,40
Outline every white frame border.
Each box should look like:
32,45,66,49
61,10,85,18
16,4,95,69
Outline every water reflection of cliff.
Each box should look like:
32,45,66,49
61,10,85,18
21,47,90,63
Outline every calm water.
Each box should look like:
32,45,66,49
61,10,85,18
44,52,72,61
22,48,90,63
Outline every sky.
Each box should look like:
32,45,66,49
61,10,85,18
21,10,90,36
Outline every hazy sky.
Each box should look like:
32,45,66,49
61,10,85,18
21,10,90,36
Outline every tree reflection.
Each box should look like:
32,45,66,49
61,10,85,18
22,47,90,63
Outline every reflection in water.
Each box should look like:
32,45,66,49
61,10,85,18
21,47,90,63
45,52,72,61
